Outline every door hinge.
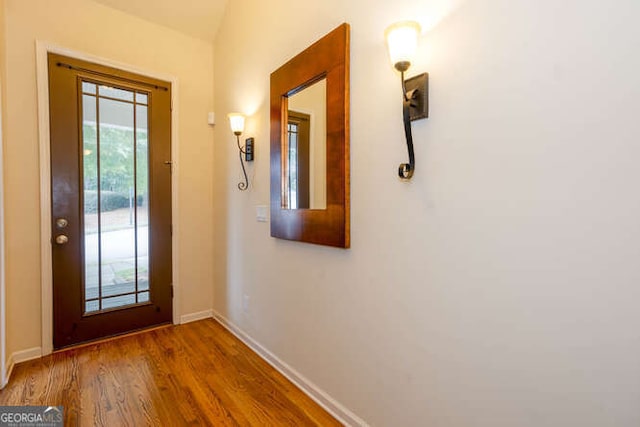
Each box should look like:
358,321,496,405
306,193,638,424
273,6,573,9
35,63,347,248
170,283,174,298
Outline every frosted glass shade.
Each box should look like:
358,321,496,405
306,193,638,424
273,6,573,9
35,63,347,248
385,21,421,71
227,113,245,135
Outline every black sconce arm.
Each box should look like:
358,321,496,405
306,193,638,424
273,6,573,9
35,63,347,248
399,69,416,179
236,134,249,191
396,70,428,180
399,86,417,179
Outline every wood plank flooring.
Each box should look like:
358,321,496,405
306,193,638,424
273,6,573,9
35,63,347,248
0,319,341,426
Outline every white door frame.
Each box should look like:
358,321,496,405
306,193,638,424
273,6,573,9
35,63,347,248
35,41,181,355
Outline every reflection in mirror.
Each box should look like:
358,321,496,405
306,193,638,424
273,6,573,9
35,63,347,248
284,78,327,210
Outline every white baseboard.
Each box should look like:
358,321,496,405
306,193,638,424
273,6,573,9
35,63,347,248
180,309,213,324
212,311,367,427
11,347,42,364
1,356,10,389
4,347,42,388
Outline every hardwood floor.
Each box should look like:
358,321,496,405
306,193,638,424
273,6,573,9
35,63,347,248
0,319,341,426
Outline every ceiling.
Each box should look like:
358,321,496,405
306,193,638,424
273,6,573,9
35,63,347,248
92,0,228,42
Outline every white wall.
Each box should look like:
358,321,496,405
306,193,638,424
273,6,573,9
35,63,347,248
214,0,640,425
3,0,214,358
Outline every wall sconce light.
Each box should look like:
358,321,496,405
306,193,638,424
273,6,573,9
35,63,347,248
227,113,254,191
385,20,429,180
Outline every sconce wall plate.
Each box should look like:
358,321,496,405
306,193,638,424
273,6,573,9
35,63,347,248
245,137,254,161
405,73,429,121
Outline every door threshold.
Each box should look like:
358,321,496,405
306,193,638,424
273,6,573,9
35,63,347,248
53,322,172,354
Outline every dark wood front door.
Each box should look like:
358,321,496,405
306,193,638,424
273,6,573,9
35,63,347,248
48,53,173,349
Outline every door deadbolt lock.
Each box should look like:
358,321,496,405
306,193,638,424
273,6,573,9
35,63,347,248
55,235,69,245
56,218,68,229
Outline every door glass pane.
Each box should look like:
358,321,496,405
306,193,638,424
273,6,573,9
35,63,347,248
82,82,151,314
102,295,136,310
99,97,135,310
136,104,149,302
98,85,134,102
136,92,148,105
85,300,99,312
83,94,100,305
82,82,96,95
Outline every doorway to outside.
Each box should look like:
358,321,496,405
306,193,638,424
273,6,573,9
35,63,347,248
48,53,173,349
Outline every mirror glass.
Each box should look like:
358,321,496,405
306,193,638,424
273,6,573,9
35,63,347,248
284,78,327,210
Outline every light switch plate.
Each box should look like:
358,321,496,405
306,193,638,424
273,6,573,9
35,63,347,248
256,205,268,222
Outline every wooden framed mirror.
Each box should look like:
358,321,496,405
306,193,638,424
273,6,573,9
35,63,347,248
270,23,350,248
